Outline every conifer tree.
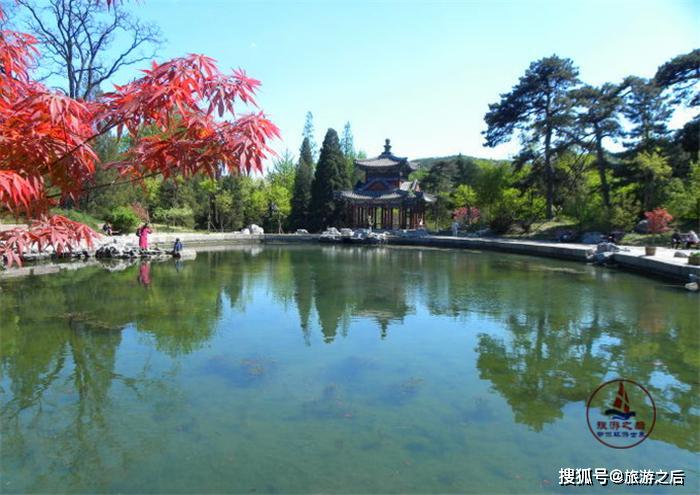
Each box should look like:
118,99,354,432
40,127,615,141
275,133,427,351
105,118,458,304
310,129,347,230
623,77,672,152
340,122,355,157
289,138,314,229
484,55,579,218
302,111,318,161
340,121,359,186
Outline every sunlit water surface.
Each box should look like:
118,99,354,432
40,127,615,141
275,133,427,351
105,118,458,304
1,246,698,493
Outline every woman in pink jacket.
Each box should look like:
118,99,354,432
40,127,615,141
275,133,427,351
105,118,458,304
137,223,152,250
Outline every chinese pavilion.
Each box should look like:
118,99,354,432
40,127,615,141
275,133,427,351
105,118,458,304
338,139,434,229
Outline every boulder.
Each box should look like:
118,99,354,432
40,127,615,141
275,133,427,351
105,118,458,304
635,220,649,234
295,229,309,234
674,251,689,258
248,224,264,235
240,228,251,235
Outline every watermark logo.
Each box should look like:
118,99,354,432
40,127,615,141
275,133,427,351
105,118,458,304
586,379,656,449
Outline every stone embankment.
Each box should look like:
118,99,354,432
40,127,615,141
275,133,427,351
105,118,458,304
389,235,700,282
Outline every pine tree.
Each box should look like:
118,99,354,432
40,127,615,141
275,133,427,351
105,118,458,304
289,138,314,230
571,82,626,209
310,129,347,230
302,111,318,161
623,77,672,152
484,55,579,218
340,121,358,186
454,154,479,185
340,122,355,157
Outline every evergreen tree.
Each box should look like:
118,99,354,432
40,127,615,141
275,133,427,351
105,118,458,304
484,55,579,218
310,129,346,230
623,77,672,151
302,111,318,161
654,48,700,107
340,122,355,157
572,82,626,209
454,154,479,185
340,121,358,186
289,138,314,230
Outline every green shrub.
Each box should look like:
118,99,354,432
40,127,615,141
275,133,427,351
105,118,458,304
609,187,640,231
487,188,545,234
108,206,140,234
153,207,195,228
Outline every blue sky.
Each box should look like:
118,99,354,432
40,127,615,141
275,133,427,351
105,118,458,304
62,0,700,163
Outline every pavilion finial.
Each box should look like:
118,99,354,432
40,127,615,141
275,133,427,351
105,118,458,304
384,138,391,154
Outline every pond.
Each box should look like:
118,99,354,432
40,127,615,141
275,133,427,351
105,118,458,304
1,245,698,493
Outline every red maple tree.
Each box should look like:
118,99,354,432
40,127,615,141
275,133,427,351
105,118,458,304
0,5,278,267
644,208,673,234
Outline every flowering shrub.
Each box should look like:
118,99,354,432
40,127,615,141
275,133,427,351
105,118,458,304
644,208,673,234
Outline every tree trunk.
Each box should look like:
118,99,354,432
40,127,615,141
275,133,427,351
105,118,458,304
595,130,611,210
544,126,554,219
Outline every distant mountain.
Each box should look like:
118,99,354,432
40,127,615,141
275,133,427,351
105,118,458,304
413,154,509,169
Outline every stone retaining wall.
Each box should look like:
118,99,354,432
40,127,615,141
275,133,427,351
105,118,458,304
389,235,700,282
2,232,698,283
146,232,319,248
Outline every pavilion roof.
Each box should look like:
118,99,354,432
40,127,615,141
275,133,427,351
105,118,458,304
355,139,419,172
337,189,435,205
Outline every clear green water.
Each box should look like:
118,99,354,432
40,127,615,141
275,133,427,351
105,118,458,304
1,246,698,494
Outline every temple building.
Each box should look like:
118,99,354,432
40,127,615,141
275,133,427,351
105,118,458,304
338,139,434,229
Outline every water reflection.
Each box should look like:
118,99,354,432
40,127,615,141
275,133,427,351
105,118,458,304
0,245,697,469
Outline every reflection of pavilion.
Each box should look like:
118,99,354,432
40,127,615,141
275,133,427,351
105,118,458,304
338,139,434,229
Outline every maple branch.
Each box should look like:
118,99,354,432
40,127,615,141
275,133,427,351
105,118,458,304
46,170,162,199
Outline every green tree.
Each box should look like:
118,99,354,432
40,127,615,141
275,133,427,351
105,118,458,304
654,48,700,107
452,184,477,209
623,77,672,151
265,182,292,233
340,121,355,157
666,162,700,229
629,151,672,211
454,154,479,185
422,160,457,195
422,160,457,228
310,129,346,230
302,111,318,161
473,162,512,217
676,118,699,163
483,55,580,218
290,138,314,230
268,149,296,192
572,83,626,209
340,121,359,185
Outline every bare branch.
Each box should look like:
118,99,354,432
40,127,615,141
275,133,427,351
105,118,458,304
15,0,162,100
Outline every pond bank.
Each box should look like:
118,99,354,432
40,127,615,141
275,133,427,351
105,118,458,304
390,235,700,282
2,232,698,283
